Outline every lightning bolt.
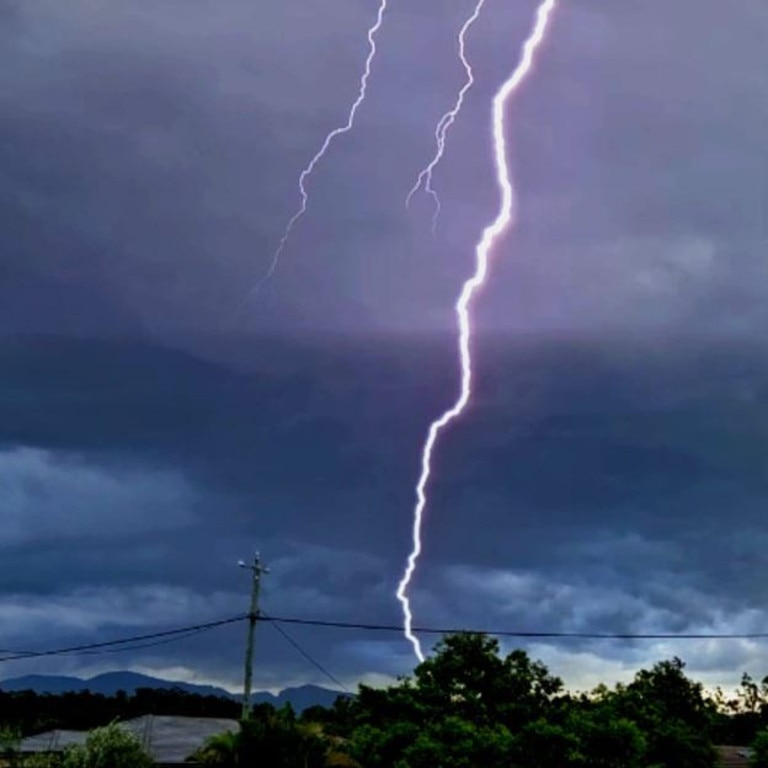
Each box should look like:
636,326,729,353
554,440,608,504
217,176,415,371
239,0,388,310
396,0,559,663
405,0,486,234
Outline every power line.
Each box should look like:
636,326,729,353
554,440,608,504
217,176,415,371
0,615,247,663
263,614,349,693
261,615,768,641
3,610,767,669
76,627,228,657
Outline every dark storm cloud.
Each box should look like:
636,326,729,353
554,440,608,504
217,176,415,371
2,0,768,693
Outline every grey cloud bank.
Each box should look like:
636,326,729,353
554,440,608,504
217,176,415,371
1,333,767,692
1,0,767,694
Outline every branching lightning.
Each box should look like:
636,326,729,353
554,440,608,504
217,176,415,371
241,0,388,308
396,0,559,663
405,0,486,234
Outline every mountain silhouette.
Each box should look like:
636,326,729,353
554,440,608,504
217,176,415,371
0,671,346,711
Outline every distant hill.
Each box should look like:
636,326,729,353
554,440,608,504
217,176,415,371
0,672,346,712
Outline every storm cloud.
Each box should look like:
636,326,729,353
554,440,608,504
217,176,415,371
1,0,767,694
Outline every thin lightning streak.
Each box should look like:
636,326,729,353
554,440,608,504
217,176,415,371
396,0,559,663
237,0,388,313
405,0,486,234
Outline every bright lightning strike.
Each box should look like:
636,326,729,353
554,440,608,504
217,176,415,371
396,0,559,663
241,0,388,309
405,0,486,234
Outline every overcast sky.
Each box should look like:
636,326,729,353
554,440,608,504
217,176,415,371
2,0,768,695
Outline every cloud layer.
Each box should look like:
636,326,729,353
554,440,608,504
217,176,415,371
1,0,767,694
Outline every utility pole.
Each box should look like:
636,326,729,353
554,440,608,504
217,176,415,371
238,552,268,720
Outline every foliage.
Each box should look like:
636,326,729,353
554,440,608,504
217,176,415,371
711,673,768,746
0,724,21,768
601,657,718,768
59,723,153,768
238,705,327,768
413,634,563,730
194,704,329,768
194,729,240,766
23,755,64,768
333,635,719,768
750,728,768,767
0,724,21,750
568,708,647,768
341,634,565,768
512,717,584,767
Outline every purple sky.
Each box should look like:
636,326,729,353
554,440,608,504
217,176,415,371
1,0,768,695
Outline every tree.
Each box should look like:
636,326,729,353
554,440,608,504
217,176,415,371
338,641,724,767
60,723,153,768
412,633,563,729
342,633,565,768
403,717,515,768
0,725,21,768
604,658,718,768
566,707,647,768
194,704,331,768
711,673,768,746
195,729,239,767
24,755,64,768
511,718,584,768
751,728,768,767
0,686,239,737
738,674,768,715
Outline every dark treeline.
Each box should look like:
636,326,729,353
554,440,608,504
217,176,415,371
0,687,239,735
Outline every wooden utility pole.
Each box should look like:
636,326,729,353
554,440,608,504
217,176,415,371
239,552,268,720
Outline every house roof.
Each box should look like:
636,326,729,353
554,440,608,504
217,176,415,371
19,715,239,764
717,745,752,767
123,716,239,763
19,730,88,752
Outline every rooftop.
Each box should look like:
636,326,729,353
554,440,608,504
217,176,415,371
717,745,752,767
19,715,239,765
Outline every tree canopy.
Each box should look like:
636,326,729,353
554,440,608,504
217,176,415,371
325,635,720,768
